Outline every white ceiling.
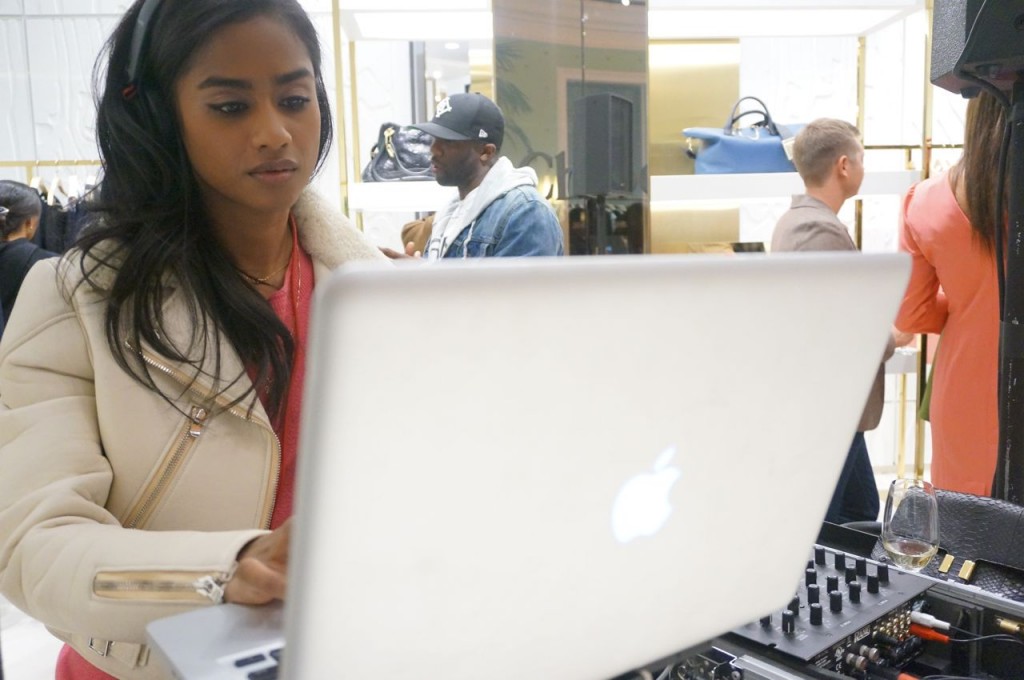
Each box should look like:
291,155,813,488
337,0,924,41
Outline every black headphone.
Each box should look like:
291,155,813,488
123,0,165,98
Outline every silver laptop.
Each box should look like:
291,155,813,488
148,252,909,680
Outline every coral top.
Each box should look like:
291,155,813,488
895,171,999,495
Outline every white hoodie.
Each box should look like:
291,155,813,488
426,156,537,259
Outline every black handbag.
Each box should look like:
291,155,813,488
360,123,435,182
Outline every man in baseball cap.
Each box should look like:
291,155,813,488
413,92,505,150
405,93,563,260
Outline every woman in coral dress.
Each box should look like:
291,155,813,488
895,92,1004,495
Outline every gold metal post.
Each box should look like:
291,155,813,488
915,0,935,481
896,372,908,478
855,36,866,250
331,0,350,214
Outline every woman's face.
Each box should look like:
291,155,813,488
174,15,321,228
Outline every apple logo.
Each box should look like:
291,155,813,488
611,445,681,544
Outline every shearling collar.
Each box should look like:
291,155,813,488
58,188,387,414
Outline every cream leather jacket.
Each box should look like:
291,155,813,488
0,190,387,679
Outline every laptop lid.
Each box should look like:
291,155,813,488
284,252,909,679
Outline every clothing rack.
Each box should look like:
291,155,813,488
0,160,102,205
0,160,102,182
0,160,102,168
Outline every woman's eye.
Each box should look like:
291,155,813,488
282,96,312,111
210,102,247,115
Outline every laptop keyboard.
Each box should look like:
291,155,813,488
231,646,283,679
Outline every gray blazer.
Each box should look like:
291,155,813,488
771,194,895,432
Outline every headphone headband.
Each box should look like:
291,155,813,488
125,0,165,90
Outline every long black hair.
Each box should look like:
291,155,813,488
78,0,333,418
0,180,42,240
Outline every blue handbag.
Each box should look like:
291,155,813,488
683,96,803,174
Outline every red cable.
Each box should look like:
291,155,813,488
909,623,950,643
866,660,920,680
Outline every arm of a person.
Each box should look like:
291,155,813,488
492,196,565,257
0,261,268,646
894,198,948,334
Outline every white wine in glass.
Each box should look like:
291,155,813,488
882,478,939,572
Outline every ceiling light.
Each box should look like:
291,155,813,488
445,42,461,50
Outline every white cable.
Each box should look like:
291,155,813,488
911,611,952,631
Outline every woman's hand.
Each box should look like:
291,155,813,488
224,519,291,604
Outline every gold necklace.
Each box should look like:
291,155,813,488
235,234,294,287
236,260,290,287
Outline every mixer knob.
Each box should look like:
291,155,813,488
845,566,858,584
809,603,823,626
830,590,843,613
877,563,890,584
760,614,772,627
867,574,879,594
805,568,817,587
849,580,861,604
814,546,826,565
826,575,839,593
788,595,800,614
856,557,867,577
806,584,820,605
782,610,796,634
834,552,846,570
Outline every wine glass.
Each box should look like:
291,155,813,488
881,478,939,572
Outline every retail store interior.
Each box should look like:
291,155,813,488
3,0,1022,679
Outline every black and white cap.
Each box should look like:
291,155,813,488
412,93,505,149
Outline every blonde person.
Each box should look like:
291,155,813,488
772,118,906,524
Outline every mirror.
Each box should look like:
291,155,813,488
492,0,649,254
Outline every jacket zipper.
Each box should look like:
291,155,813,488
122,405,208,529
132,347,281,529
93,567,237,603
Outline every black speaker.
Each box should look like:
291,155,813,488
571,93,633,197
931,0,1024,96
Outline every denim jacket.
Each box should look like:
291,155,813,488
439,185,564,258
